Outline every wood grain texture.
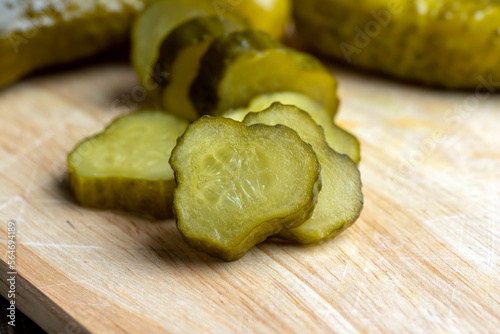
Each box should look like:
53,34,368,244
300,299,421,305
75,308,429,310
0,63,498,334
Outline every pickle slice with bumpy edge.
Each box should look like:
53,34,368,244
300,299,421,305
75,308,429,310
169,116,322,261
131,0,216,87
0,0,149,88
155,15,246,121
223,92,360,163
244,103,363,244
68,111,188,219
190,30,339,117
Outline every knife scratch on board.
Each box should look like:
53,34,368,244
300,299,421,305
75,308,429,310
43,277,97,289
20,241,101,249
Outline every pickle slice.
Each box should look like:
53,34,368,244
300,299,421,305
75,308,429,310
156,16,246,121
190,30,339,117
244,103,363,244
68,111,188,219
170,116,322,261
223,92,361,163
132,0,216,86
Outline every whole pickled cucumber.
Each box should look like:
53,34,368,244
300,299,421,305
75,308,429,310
68,111,188,219
169,116,322,261
0,0,149,88
294,0,500,88
155,16,246,121
222,92,361,163
190,30,339,117
244,103,363,244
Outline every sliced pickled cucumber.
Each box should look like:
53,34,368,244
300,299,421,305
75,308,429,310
132,0,216,86
294,0,500,88
234,0,291,38
170,116,322,261
223,92,360,163
191,30,339,117
155,16,246,121
244,103,363,244
0,0,149,88
68,111,188,219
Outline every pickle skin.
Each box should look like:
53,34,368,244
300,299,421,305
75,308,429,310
68,175,176,220
294,0,500,89
244,103,363,244
67,111,188,220
190,30,339,117
233,0,291,38
0,0,149,88
170,116,322,261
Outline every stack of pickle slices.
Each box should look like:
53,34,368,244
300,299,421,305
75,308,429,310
68,0,363,261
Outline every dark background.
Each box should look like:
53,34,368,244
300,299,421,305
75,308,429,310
0,296,45,334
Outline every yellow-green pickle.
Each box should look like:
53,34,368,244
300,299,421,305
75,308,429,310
234,0,291,39
244,103,363,244
170,116,322,261
68,111,188,219
0,0,150,88
190,30,340,117
132,0,221,86
154,15,247,121
294,0,500,88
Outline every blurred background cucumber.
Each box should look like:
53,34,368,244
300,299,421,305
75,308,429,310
294,0,500,88
0,0,150,88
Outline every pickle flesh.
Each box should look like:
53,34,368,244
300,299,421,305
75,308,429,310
223,92,360,163
244,103,363,244
190,30,339,117
68,111,188,219
169,116,322,260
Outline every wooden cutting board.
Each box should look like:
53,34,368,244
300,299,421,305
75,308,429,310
0,62,498,334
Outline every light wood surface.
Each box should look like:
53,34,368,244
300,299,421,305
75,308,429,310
0,63,498,334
